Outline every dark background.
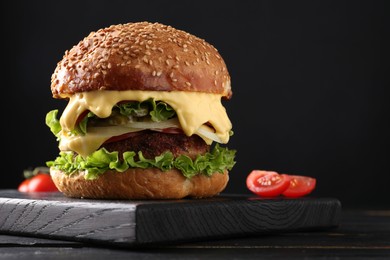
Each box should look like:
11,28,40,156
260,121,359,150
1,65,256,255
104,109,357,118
2,0,388,208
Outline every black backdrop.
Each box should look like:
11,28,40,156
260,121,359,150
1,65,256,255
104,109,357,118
2,0,388,208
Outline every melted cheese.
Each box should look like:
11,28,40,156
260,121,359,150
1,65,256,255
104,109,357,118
58,90,232,157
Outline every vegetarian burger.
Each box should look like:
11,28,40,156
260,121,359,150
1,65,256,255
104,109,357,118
46,22,236,199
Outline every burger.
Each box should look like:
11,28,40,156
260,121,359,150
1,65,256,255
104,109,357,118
45,22,236,199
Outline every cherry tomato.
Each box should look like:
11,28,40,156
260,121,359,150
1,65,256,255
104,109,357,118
18,173,59,192
246,170,291,197
282,175,316,198
17,180,30,192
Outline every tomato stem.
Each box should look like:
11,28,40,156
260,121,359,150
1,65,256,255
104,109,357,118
23,166,50,179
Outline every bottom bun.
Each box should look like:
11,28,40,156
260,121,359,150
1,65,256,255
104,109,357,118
50,168,229,199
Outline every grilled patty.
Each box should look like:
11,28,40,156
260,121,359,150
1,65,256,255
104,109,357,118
101,131,209,160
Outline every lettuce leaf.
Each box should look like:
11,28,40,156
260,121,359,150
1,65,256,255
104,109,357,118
45,99,176,137
46,144,236,180
45,110,61,137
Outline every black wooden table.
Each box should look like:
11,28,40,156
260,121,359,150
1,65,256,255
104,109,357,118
1,206,389,259
0,210,390,260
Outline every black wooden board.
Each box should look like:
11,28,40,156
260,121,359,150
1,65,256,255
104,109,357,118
0,190,341,247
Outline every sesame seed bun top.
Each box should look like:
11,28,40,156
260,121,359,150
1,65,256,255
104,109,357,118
50,22,232,99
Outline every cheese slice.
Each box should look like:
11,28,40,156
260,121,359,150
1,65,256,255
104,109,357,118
58,90,232,157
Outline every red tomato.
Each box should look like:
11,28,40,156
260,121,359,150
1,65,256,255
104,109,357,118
104,132,141,144
282,175,316,198
18,173,59,192
246,170,291,197
17,180,30,192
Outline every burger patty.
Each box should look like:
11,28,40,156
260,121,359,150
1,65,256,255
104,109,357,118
101,131,209,160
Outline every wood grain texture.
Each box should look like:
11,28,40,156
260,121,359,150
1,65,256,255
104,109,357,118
1,210,389,259
0,191,137,244
0,190,341,246
136,197,341,244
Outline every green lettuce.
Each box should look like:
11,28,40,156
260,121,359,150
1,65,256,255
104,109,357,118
45,99,176,137
116,99,176,122
45,110,61,138
46,144,236,180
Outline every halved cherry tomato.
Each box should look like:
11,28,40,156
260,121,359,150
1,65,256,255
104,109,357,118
282,175,316,198
246,170,291,197
18,173,59,192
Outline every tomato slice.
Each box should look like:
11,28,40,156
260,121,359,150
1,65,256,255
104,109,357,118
246,170,291,197
104,131,142,144
104,128,183,144
76,110,89,124
282,175,316,198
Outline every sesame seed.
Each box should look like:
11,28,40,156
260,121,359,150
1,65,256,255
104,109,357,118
93,73,100,78
157,71,162,76
165,60,170,65
145,51,151,56
185,82,191,86
149,60,153,65
172,78,177,82
152,70,156,76
173,64,179,69
185,61,190,66
170,72,174,78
